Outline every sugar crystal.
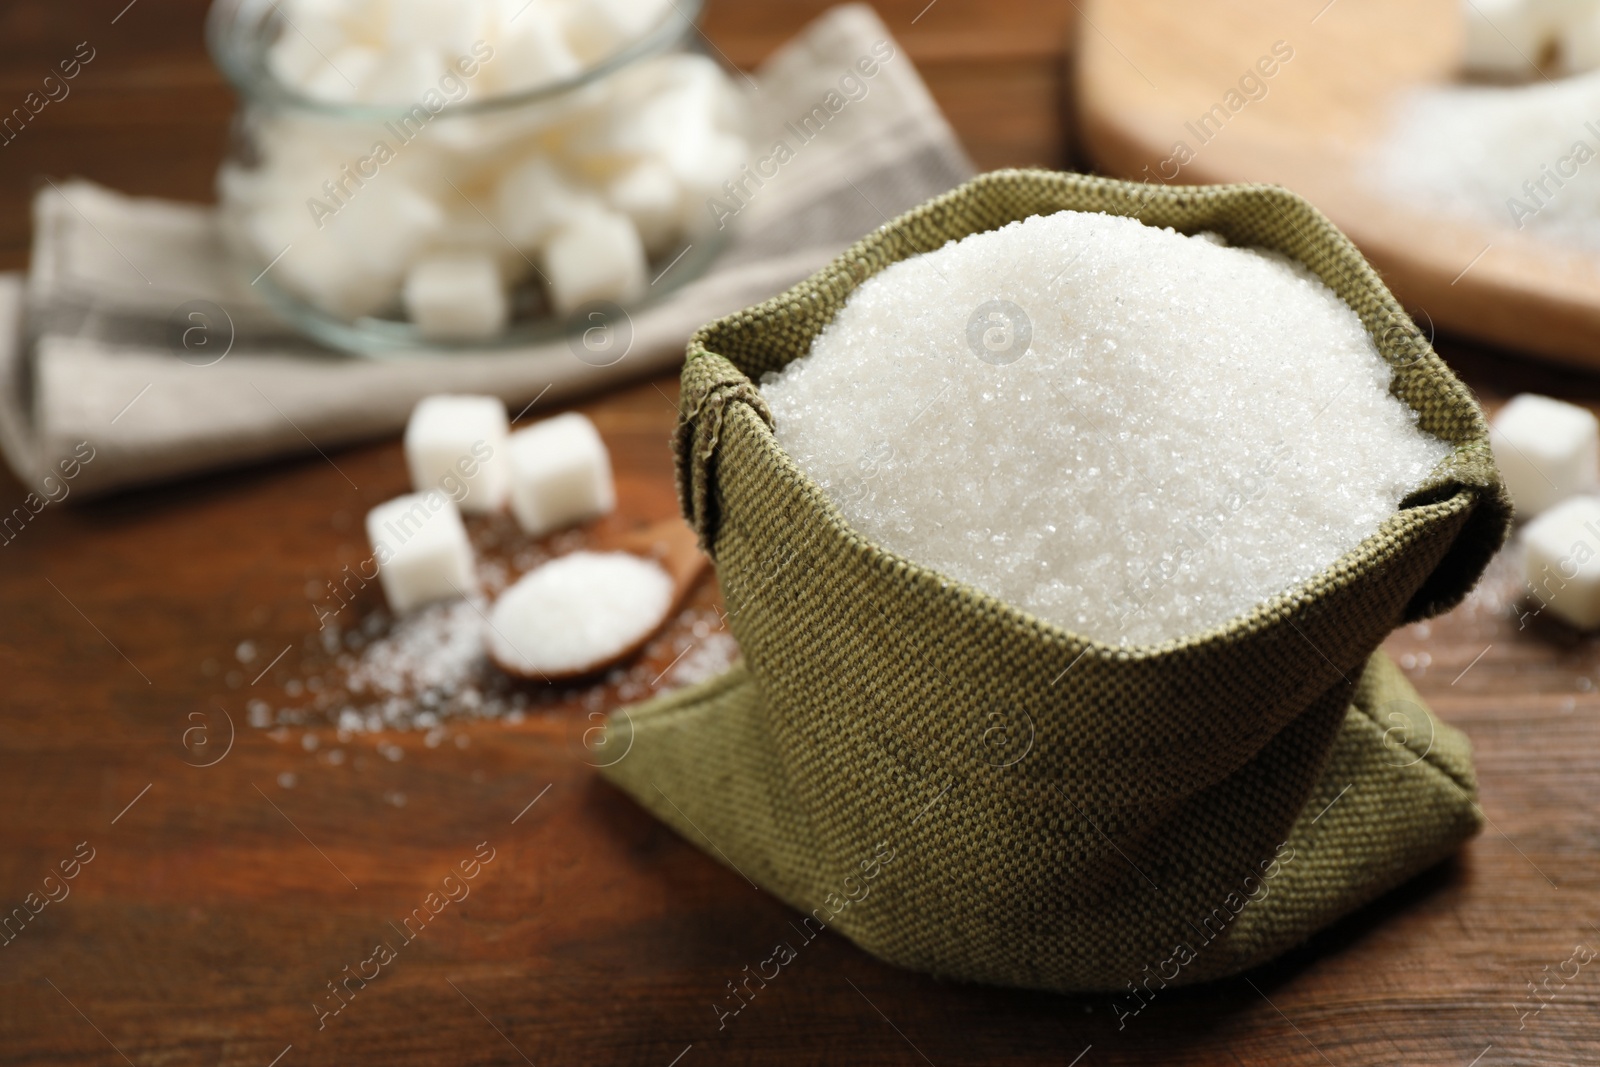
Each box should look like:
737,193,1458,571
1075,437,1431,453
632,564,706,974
760,210,1452,647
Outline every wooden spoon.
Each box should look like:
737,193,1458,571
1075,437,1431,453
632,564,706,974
611,517,710,604
486,519,709,683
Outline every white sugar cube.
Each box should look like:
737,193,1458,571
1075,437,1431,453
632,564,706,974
507,412,615,535
333,180,448,275
423,208,533,282
245,198,394,319
606,158,681,256
404,394,511,511
269,30,340,89
272,246,397,319
231,0,752,321
488,5,581,95
425,111,532,157
563,0,674,64
639,54,748,137
383,0,476,49
540,206,647,314
366,492,478,614
435,0,496,62
252,113,350,174
1521,495,1600,628
495,156,580,248
403,253,509,340
268,5,351,85
668,131,748,238
1490,393,1599,517
303,45,382,102
362,45,442,104
269,179,445,319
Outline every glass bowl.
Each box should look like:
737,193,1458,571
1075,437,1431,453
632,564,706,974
206,0,748,357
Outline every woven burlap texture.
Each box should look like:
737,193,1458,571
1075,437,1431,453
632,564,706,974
602,169,1512,993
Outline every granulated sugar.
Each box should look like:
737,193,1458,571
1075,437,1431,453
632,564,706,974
345,597,491,706
1369,73,1600,253
246,512,735,749
487,551,676,678
660,627,740,690
761,210,1451,647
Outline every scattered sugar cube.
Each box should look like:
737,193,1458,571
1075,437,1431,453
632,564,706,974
1490,393,1599,517
540,206,647,315
366,492,478,614
404,394,511,512
506,412,615,536
403,253,509,340
486,551,675,677
1521,495,1600,628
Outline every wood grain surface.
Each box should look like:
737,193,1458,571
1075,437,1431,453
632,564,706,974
3,2,1600,1066
1074,0,1600,375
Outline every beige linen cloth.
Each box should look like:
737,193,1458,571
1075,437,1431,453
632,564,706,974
0,4,971,496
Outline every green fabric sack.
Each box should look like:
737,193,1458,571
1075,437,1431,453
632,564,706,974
601,169,1512,994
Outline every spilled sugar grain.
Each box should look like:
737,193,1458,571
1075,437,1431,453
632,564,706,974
259,585,732,742
761,210,1451,647
1369,72,1600,254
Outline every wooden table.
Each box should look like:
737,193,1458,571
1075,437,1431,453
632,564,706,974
3,2,1598,1065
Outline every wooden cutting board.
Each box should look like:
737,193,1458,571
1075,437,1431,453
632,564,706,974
1074,0,1600,371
